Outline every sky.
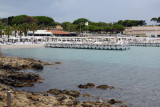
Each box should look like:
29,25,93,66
0,0,159,24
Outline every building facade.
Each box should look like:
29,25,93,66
123,26,160,37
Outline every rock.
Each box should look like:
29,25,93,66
108,99,122,104
55,62,62,64
78,83,95,89
81,101,111,107
3,64,12,70
83,94,90,97
47,89,62,95
56,95,67,101
121,105,128,107
0,56,53,71
21,64,29,69
0,71,42,87
0,95,4,101
96,85,114,90
31,63,43,70
62,90,80,98
48,89,80,98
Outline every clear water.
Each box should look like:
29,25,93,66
2,47,160,107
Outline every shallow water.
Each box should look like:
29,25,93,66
2,47,160,107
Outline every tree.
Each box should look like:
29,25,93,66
24,16,39,24
104,26,112,32
12,24,18,37
38,24,45,30
61,22,73,31
8,16,14,26
29,23,38,42
4,26,12,41
0,24,4,38
33,16,55,26
1,18,8,25
11,15,28,25
21,23,29,36
17,24,24,39
0,24,3,56
115,20,146,27
151,17,158,25
112,25,125,33
151,17,158,22
73,18,89,25
157,17,160,24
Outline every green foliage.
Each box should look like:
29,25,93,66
24,16,39,24
12,24,18,37
8,16,14,25
55,22,61,26
116,20,146,27
33,16,55,26
0,24,5,37
112,24,125,33
22,23,30,36
11,15,28,25
29,23,38,31
29,23,38,36
17,24,23,36
73,18,88,25
151,17,157,22
158,17,160,23
61,22,76,31
4,25,12,40
1,18,8,25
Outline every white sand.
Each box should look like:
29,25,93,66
0,44,45,49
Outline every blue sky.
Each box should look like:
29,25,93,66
0,0,159,24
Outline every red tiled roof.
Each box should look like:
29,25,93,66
47,30,70,34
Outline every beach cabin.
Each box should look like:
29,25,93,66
27,30,54,37
47,30,77,37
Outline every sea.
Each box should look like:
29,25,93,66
2,46,160,107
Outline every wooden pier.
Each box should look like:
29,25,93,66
45,42,130,50
129,43,160,47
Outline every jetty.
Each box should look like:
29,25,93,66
45,42,130,50
45,37,130,50
129,43,160,47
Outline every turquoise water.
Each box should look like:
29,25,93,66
2,47,160,107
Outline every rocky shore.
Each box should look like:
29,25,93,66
0,84,128,107
0,56,53,70
0,56,127,107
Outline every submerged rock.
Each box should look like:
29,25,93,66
83,94,90,97
0,71,42,87
80,101,112,107
47,89,62,95
96,85,114,90
78,83,95,89
55,62,62,64
63,90,80,98
31,63,43,70
108,99,122,104
48,89,80,98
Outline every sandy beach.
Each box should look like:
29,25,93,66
0,44,45,49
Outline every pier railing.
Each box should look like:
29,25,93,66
45,42,130,50
129,43,160,47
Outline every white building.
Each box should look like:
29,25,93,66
123,26,160,37
27,30,55,37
